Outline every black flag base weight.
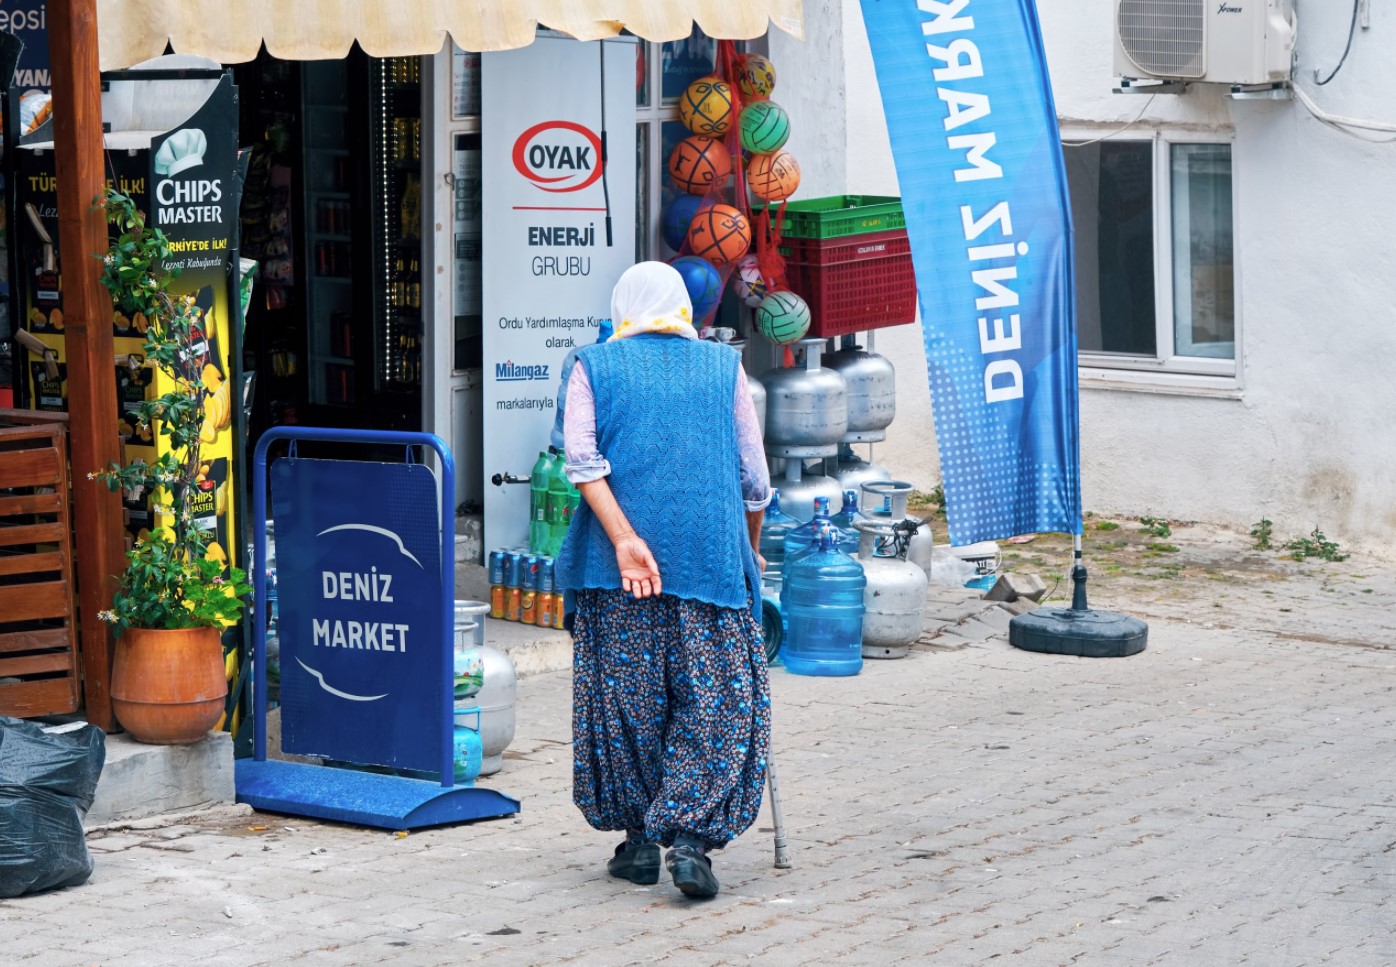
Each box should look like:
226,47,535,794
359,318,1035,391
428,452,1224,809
1009,561,1148,658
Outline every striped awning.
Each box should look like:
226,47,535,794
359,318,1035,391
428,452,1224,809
96,1,805,70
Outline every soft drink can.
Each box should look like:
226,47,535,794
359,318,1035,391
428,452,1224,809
522,554,540,591
520,589,538,625
553,593,566,630
487,549,506,587
505,586,522,621
537,590,556,629
539,558,555,593
504,551,523,588
490,585,505,619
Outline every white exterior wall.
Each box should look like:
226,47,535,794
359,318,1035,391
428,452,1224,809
779,1,1396,555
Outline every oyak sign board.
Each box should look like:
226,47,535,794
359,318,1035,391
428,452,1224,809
481,35,636,550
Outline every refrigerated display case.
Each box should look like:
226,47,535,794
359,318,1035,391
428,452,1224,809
301,61,354,408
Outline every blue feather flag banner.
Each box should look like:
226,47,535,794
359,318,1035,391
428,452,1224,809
859,0,1082,545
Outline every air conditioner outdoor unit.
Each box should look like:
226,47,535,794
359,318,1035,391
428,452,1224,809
1114,0,1296,87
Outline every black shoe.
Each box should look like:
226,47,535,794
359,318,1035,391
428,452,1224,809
607,839,660,885
666,845,720,898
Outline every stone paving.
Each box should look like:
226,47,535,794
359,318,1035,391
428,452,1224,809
3,527,1395,966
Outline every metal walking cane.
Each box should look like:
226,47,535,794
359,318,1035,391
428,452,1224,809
760,592,792,869
767,752,791,869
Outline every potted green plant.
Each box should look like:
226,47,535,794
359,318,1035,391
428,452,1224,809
93,189,251,744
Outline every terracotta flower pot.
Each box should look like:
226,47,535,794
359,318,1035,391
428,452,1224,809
111,627,228,745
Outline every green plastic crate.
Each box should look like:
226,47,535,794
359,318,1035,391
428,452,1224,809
754,195,905,240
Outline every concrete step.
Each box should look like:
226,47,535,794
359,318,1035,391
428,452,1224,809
86,730,235,828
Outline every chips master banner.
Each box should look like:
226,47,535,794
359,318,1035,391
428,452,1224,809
16,73,240,569
860,0,1082,545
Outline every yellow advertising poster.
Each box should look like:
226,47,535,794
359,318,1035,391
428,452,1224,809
15,75,241,574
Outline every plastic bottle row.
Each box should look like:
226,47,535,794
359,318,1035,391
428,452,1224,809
486,547,566,629
529,449,580,557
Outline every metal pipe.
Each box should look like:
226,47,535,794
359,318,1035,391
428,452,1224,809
1071,532,1089,612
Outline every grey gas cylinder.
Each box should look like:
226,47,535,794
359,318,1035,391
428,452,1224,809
859,480,936,578
453,600,517,777
748,372,767,434
717,334,767,436
855,519,930,659
760,338,848,459
822,340,896,443
831,444,891,494
462,644,517,777
776,459,844,523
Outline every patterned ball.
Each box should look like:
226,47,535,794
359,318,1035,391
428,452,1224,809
678,75,734,137
668,136,732,194
739,55,777,99
739,100,791,155
686,204,752,266
755,291,811,345
671,256,724,319
748,149,801,203
661,194,716,252
733,254,770,308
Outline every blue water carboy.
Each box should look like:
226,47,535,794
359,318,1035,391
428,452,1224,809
758,488,802,590
780,527,866,677
784,496,858,562
830,489,863,533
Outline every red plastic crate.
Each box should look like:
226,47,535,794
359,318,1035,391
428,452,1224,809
776,228,917,339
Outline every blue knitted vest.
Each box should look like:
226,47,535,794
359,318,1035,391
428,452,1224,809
555,334,761,618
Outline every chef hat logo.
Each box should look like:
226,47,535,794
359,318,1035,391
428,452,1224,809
154,128,208,177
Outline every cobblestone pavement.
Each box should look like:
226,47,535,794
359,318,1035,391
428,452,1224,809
4,529,1395,966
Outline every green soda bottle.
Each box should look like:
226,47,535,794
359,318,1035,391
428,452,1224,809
565,480,581,537
546,452,570,556
529,451,552,552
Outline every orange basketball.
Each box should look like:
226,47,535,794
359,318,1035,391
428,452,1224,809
686,204,752,266
747,149,801,203
668,136,732,194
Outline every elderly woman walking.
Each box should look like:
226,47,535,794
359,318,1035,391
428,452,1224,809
555,261,772,899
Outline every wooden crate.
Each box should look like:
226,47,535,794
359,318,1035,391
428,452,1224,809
0,416,80,718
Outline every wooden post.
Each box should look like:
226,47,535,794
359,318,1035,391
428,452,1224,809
49,0,123,731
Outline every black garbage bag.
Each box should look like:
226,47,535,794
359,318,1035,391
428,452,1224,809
0,716,106,898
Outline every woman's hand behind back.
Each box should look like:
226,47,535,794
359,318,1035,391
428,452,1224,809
616,536,662,599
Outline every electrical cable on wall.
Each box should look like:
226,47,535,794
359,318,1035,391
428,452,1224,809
1315,0,1361,85
1062,95,1157,148
1293,86,1396,143
1290,0,1395,143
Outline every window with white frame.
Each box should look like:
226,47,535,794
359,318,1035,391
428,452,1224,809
635,30,718,261
1063,134,1237,382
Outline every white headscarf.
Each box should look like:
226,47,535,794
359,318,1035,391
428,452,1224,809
609,261,699,341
